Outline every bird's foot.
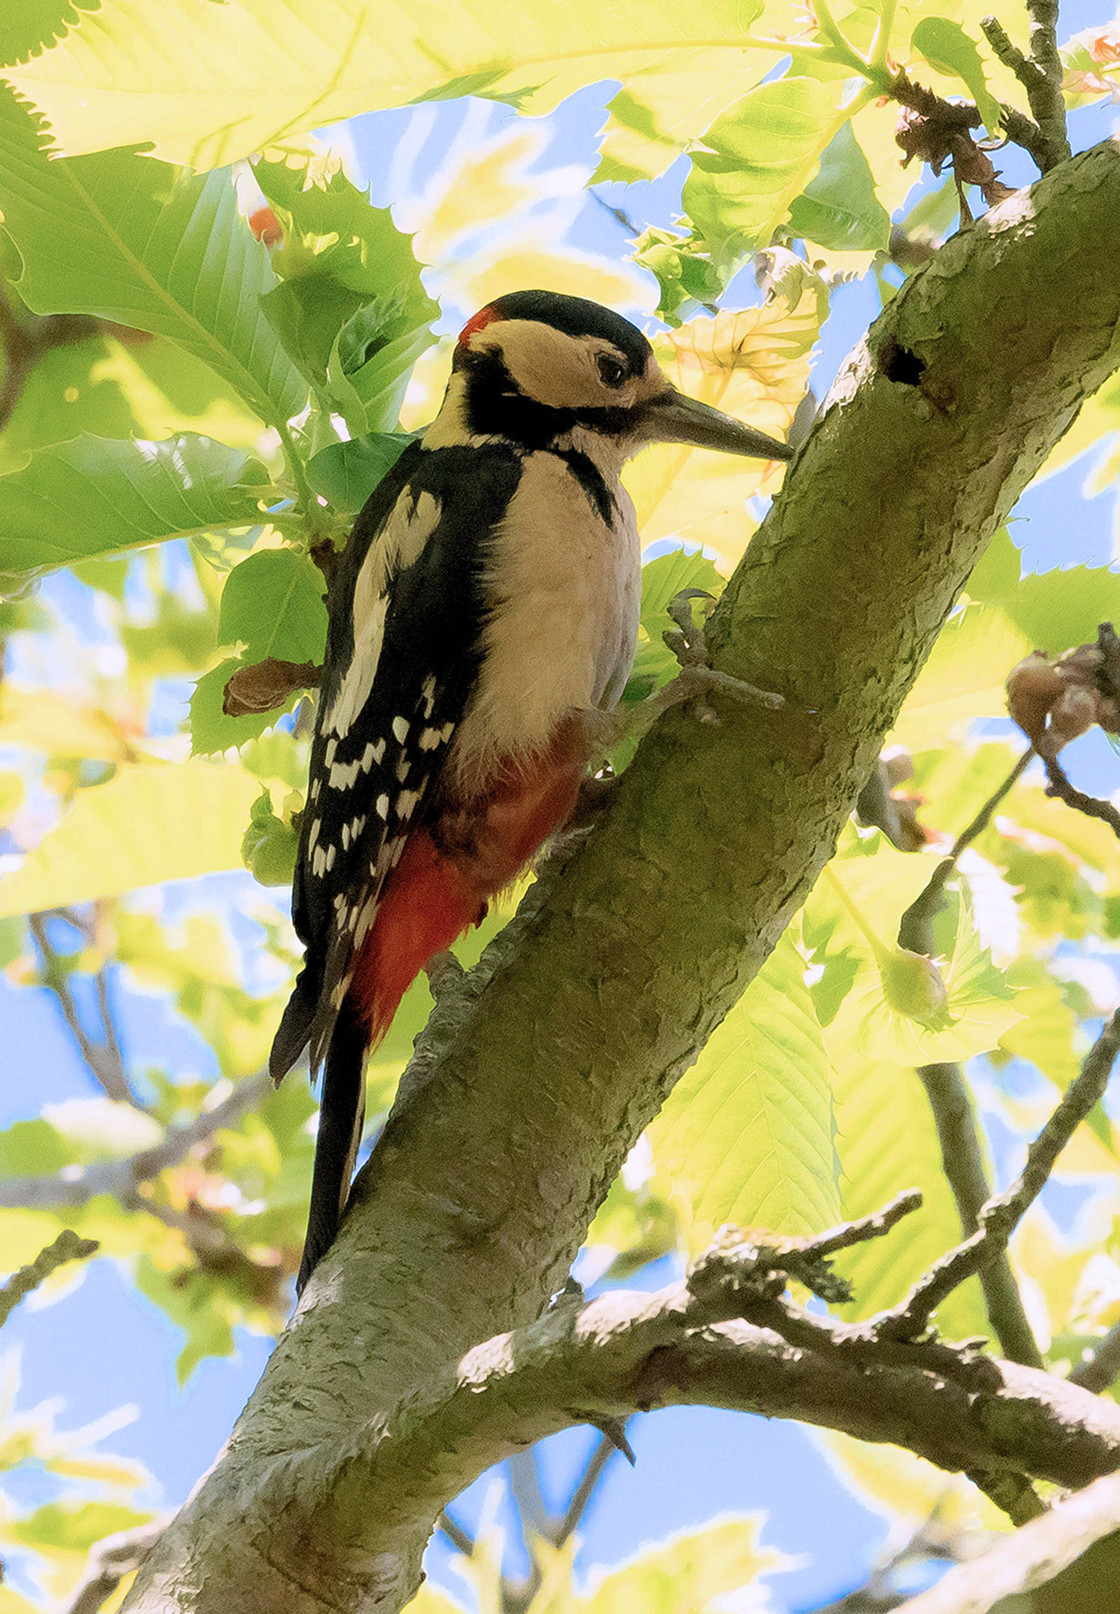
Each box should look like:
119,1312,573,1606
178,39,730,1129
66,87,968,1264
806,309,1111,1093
646,589,787,731
424,949,466,1003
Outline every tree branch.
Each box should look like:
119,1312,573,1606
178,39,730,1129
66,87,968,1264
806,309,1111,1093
63,1520,168,1614
122,139,1120,1614
896,747,1042,1369
896,1467,1120,1613
1070,1321,1120,1394
1042,751,1120,837
980,10,1071,172
0,1071,271,1211
0,1229,99,1328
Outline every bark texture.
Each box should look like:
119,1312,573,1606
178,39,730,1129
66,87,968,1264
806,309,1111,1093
123,140,1120,1614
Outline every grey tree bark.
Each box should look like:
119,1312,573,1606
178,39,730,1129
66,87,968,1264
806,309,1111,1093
122,139,1120,1614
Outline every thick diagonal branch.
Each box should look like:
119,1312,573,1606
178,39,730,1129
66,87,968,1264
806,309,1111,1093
123,140,1120,1614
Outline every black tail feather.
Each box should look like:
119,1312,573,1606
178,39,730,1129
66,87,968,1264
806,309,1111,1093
296,999,367,1295
269,963,321,1085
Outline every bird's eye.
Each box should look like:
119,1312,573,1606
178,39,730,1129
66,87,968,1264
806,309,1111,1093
597,354,628,388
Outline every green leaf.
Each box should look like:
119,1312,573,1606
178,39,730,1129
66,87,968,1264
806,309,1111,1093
828,1042,987,1337
189,659,304,756
135,1255,237,1381
218,549,327,665
824,869,1022,1066
583,1515,791,1614
623,547,725,702
241,787,299,887
8,1501,150,1554
254,154,435,317
8,0,775,169
650,926,839,1247
787,122,890,252
0,0,90,67
683,78,845,263
1001,566,1120,654
0,332,137,476
911,17,1001,134
0,85,306,423
889,603,1032,753
0,1116,69,1176
0,432,270,586
306,433,415,514
42,1097,162,1164
0,760,263,916
998,959,1081,1089
251,152,433,432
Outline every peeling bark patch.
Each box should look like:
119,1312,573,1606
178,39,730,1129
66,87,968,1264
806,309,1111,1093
879,339,926,386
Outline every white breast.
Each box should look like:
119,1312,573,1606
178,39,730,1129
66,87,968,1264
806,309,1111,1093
451,448,640,791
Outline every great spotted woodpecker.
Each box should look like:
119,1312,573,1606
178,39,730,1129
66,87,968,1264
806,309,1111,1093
270,289,794,1292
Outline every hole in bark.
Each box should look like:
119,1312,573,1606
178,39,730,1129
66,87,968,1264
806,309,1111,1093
879,339,925,386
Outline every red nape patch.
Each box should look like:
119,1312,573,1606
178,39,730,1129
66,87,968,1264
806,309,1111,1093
457,304,502,348
350,832,484,1047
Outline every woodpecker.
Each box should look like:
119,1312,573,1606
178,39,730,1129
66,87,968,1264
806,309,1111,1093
270,289,794,1292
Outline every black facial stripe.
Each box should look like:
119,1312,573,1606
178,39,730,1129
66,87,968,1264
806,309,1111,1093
460,348,633,450
547,448,614,523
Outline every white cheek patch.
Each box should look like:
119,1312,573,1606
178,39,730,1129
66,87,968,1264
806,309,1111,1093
474,321,642,411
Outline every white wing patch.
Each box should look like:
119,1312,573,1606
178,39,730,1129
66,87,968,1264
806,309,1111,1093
324,488,442,739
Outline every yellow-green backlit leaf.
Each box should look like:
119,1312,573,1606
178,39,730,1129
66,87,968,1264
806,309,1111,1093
11,0,778,169
650,926,839,1249
0,761,262,916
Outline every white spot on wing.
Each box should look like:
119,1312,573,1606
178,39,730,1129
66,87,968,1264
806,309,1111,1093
376,793,390,819
398,789,420,819
323,486,440,737
392,715,409,743
329,757,365,791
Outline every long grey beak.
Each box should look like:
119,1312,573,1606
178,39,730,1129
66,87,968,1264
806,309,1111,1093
641,388,794,461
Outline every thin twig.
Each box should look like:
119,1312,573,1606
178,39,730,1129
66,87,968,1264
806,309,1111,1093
896,747,1042,1367
29,912,138,1108
915,1064,1043,1369
554,1432,619,1548
1026,0,1071,166
1069,1320,1120,1393
898,746,1033,951
1042,752,1120,838
437,1511,475,1556
0,1230,99,1328
878,1009,1120,1341
997,100,1051,171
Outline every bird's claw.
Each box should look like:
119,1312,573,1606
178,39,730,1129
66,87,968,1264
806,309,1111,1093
660,590,787,723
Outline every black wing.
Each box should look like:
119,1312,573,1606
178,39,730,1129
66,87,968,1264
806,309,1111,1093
270,441,523,1081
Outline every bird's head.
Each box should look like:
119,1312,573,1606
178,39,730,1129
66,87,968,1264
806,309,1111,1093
426,290,794,467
